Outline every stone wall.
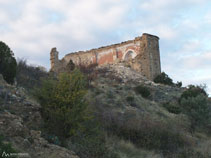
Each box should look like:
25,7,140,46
50,33,161,80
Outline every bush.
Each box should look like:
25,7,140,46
134,85,150,98
35,69,89,138
78,63,98,75
36,69,119,158
154,72,173,85
126,96,134,103
163,102,181,114
0,41,17,84
181,94,211,131
0,135,17,157
175,81,182,88
41,133,61,146
69,119,119,158
16,59,48,92
126,96,137,107
78,63,98,84
180,85,207,101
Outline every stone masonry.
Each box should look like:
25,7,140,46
50,33,161,80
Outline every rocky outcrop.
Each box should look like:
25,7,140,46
92,63,183,104
0,75,79,158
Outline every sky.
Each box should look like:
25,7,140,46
0,0,211,95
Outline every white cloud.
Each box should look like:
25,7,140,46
182,40,201,52
0,11,7,22
0,0,129,66
156,25,178,40
140,0,208,10
204,11,211,24
182,51,211,69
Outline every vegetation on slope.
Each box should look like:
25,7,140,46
35,69,118,158
154,72,182,87
35,70,88,138
16,59,48,93
0,41,17,84
0,135,17,158
85,67,211,158
2,52,210,158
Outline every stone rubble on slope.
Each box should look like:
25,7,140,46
95,63,183,104
97,62,160,86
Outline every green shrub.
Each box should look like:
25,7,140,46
181,94,211,131
69,119,119,158
126,96,134,103
134,85,150,98
41,133,61,146
35,69,89,138
0,41,17,84
0,135,17,157
126,96,137,107
180,85,207,101
154,72,173,85
163,102,181,114
36,69,117,158
179,85,210,131
175,81,182,88
16,59,48,92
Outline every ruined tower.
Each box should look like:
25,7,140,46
50,48,60,72
138,34,161,80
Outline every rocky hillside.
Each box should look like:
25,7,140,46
86,63,211,158
0,75,79,158
0,62,211,158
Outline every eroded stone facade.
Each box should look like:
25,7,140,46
50,33,161,80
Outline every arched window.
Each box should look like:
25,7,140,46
124,51,135,61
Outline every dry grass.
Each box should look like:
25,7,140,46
194,138,211,157
107,136,162,158
86,71,211,157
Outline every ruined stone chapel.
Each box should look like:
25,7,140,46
50,33,161,80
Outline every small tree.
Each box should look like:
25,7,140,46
0,41,17,84
36,70,118,158
175,81,182,88
154,72,173,85
181,94,210,131
134,85,151,98
180,85,207,101
36,69,89,138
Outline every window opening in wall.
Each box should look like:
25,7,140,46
124,51,134,61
